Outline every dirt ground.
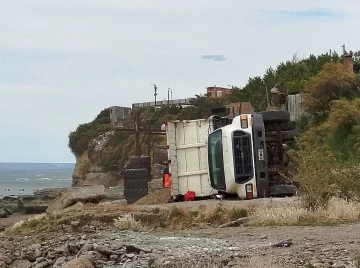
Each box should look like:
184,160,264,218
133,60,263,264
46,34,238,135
0,213,32,227
135,195,298,211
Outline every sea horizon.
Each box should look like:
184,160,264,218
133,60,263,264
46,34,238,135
0,163,74,197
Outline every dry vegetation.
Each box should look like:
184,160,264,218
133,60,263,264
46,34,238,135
5,195,360,239
114,214,142,232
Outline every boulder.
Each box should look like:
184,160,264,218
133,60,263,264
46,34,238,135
0,198,20,216
0,209,7,218
9,260,31,268
47,185,106,214
104,186,124,200
62,256,94,268
19,195,52,214
33,188,67,199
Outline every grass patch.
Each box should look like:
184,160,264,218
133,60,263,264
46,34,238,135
249,197,360,226
114,214,142,232
6,197,360,239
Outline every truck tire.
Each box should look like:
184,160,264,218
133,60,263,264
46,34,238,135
260,111,290,122
282,130,295,141
124,178,149,190
124,188,148,198
129,156,151,165
123,168,150,180
124,162,151,171
281,121,296,131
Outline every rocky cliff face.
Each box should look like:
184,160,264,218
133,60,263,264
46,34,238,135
72,131,121,188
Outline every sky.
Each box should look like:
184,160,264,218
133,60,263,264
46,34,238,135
1,0,360,163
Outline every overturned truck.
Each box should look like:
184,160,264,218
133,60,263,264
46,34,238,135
166,110,296,201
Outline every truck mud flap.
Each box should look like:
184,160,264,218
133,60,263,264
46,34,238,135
268,184,297,197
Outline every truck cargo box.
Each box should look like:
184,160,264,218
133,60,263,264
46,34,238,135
166,119,218,197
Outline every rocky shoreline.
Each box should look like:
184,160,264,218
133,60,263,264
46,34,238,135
0,188,67,219
0,186,126,229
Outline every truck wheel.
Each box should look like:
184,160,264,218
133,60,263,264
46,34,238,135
260,111,290,122
282,130,295,141
281,121,296,131
123,168,150,180
129,156,151,165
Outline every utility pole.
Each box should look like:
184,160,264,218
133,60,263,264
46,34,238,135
150,84,157,106
167,87,173,106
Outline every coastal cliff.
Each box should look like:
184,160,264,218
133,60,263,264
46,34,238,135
68,109,124,187
71,144,120,188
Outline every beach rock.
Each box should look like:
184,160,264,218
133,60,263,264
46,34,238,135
0,197,20,216
33,188,66,199
96,245,114,256
47,186,105,214
62,256,94,268
0,209,7,218
9,260,31,268
0,255,12,265
19,195,51,215
53,257,67,267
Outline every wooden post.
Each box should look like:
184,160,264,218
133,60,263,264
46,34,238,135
135,111,141,167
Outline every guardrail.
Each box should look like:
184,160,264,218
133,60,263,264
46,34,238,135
132,98,192,109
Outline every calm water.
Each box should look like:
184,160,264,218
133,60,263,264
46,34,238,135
0,163,74,197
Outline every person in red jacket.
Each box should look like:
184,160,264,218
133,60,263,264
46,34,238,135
163,164,171,188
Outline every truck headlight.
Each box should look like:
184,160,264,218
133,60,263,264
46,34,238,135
240,115,248,129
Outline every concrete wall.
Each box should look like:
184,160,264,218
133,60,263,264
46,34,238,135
227,102,254,117
287,94,303,121
110,106,131,126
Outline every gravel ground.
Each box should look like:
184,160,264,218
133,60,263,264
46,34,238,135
1,221,360,268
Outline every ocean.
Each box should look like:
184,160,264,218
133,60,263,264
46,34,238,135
0,163,74,198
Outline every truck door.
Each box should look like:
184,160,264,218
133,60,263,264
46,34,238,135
208,129,226,190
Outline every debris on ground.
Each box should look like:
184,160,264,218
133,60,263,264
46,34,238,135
271,239,293,247
218,217,248,228
134,188,171,205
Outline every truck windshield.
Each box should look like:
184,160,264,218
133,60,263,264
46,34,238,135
208,130,226,190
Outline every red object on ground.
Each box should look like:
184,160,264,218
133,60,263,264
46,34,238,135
163,173,171,188
184,191,195,201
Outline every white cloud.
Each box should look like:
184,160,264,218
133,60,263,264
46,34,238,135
0,0,359,162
